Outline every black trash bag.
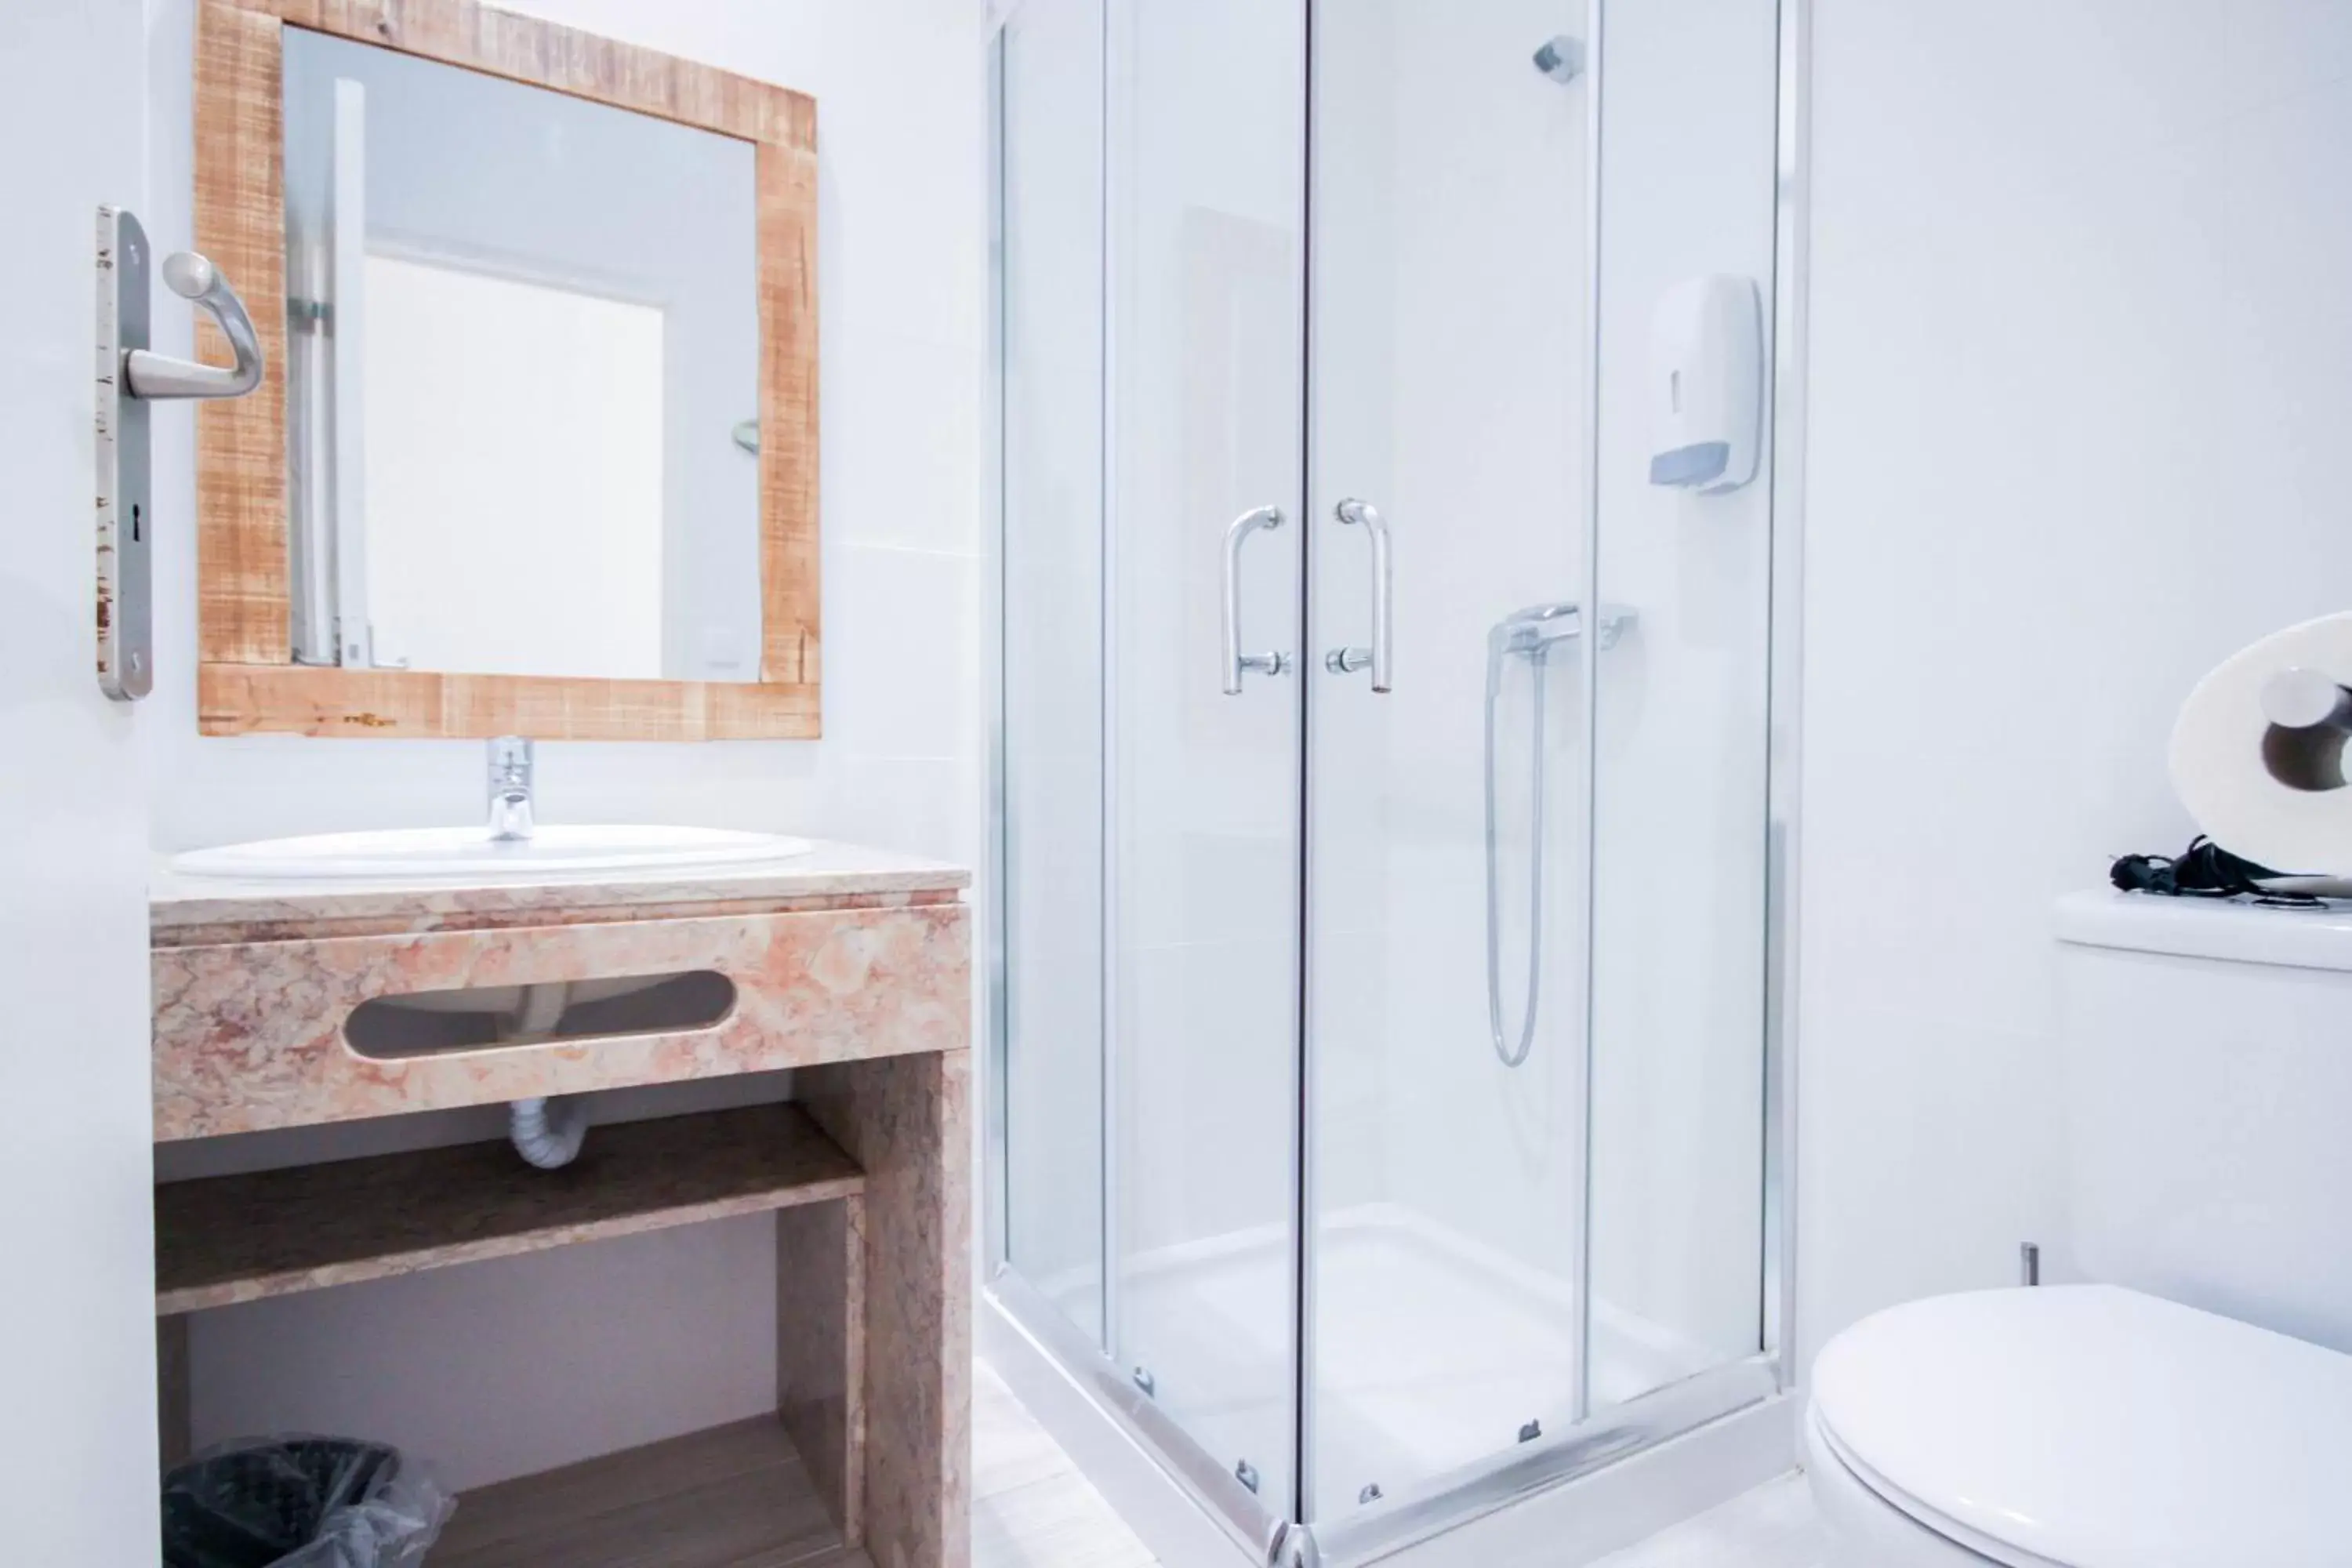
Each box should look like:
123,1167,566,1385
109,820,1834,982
162,1436,454,1568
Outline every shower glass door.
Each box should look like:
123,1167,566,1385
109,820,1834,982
1301,0,1781,1526
1302,1,1598,1519
1105,0,1307,1518
993,0,1784,1547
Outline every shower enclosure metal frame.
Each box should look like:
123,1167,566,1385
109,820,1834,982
981,1,1812,1561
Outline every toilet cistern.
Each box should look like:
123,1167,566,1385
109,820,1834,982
488,735,535,841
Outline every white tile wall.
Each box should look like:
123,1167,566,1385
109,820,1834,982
139,0,987,1485
1796,0,2352,1372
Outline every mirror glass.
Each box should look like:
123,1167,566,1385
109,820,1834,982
281,28,764,684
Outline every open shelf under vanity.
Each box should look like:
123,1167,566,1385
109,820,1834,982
434,1417,869,1568
155,1102,862,1312
155,1102,880,1568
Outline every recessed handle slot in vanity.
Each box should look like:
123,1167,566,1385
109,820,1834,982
341,970,738,1059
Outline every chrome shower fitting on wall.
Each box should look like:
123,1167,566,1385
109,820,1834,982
1532,34,1586,84
1483,601,1636,1069
96,206,264,702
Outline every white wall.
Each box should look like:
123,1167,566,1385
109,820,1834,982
365,258,668,677
1796,0,2352,1373
141,0,985,1487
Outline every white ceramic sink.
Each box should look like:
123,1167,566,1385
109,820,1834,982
170,823,815,882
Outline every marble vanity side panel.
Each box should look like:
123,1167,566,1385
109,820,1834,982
797,1048,971,1568
154,902,971,1139
776,1192,866,1545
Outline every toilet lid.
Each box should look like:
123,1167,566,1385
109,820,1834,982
1811,1286,2352,1568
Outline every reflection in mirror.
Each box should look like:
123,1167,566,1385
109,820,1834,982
281,27,763,683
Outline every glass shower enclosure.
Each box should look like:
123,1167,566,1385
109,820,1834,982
987,2,1798,1560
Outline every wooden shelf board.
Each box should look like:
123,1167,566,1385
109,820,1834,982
156,1102,862,1315
431,1416,872,1568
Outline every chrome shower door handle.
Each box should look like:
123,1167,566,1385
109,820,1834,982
1333,498,1393,692
1221,505,1289,695
123,250,264,401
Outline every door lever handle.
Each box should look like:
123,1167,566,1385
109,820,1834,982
1221,505,1289,695
1332,498,1393,692
124,250,264,401
97,211,267,705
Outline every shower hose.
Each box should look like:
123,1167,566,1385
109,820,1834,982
1483,633,1549,1069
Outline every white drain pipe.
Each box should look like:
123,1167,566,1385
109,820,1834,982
500,983,588,1170
509,1094,589,1170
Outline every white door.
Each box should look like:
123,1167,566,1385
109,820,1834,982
0,0,162,1556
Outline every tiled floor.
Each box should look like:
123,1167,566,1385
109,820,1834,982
972,1359,1156,1566
971,1356,1828,1568
1588,1475,1827,1568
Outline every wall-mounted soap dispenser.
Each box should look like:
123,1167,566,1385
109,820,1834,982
1646,274,1762,494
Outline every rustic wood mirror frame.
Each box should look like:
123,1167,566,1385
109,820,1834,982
191,0,818,740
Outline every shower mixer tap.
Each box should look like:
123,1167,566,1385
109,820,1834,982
1490,601,1635,665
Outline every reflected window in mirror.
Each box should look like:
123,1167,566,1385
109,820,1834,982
278,27,764,685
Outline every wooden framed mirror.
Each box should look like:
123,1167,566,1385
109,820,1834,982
192,0,818,739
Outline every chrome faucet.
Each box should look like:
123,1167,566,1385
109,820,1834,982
487,736,535,842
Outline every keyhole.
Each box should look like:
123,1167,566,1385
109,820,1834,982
130,503,142,544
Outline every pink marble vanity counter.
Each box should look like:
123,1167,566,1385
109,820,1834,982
151,837,971,943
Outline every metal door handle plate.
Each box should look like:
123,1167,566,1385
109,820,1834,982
97,207,266,704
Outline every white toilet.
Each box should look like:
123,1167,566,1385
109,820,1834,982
1806,890,2352,1566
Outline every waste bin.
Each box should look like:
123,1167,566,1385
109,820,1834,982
162,1437,453,1568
